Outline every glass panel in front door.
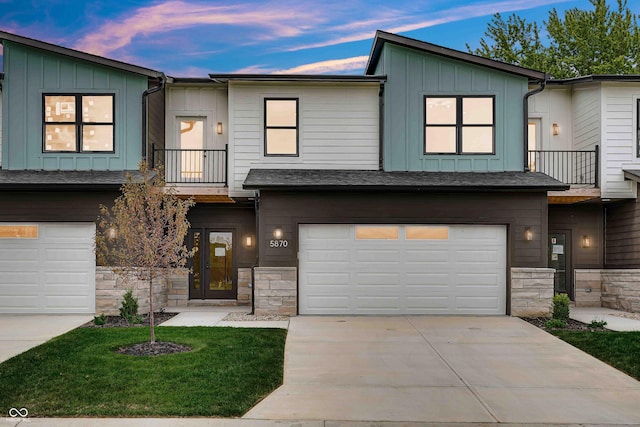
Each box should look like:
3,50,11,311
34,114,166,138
549,233,567,293
207,232,232,295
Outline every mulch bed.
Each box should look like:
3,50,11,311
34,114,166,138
523,317,609,332
117,341,192,356
83,312,177,328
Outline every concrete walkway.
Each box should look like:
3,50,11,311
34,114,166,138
244,316,640,424
571,306,640,331
0,314,92,363
160,306,289,329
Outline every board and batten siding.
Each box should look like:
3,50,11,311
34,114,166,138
528,87,573,151
379,44,528,172
228,82,380,197
600,83,640,199
2,41,148,171
0,87,3,167
165,86,228,150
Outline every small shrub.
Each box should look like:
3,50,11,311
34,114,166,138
589,319,608,329
545,318,567,329
552,293,570,321
119,289,139,325
93,313,106,326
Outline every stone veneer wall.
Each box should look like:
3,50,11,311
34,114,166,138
237,268,252,306
254,267,296,316
574,269,603,307
510,268,555,317
96,267,188,315
601,270,640,313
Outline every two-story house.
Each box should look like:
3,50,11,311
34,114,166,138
0,31,164,314
529,75,640,312
0,29,569,317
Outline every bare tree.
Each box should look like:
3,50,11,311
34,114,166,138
96,163,194,343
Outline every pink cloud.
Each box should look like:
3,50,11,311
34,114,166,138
74,1,321,57
273,55,369,74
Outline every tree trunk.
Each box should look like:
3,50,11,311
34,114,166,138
149,272,155,344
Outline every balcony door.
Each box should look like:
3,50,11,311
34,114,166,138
189,228,236,300
178,117,206,182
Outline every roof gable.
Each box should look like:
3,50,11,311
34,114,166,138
365,30,546,81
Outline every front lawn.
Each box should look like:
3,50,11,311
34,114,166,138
0,327,286,417
553,330,640,381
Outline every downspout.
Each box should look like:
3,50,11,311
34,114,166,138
523,77,547,171
251,191,260,315
142,73,166,162
378,81,385,170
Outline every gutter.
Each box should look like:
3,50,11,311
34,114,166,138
142,73,166,161
378,81,385,170
523,77,547,171
251,192,260,315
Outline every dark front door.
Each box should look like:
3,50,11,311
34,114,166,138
548,231,572,299
189,229,236,299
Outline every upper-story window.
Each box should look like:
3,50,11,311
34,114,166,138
43,94,115,153
264,98,298,156
424,96,494,154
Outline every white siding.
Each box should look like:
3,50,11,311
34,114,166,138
165,86,228,150
572,85,601,152
601,83,640,199
228,82,380,197
528,87,573,151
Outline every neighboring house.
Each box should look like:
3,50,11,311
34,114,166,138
0,31,164,313
529,76,640,311
0,29,572,317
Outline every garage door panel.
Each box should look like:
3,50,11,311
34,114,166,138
306,272,350,285
299,224,506,315
0,223,96,314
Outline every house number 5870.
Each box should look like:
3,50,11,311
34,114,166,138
269,239,289,248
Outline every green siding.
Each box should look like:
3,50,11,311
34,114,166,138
382,44,528,172
2,41,147,170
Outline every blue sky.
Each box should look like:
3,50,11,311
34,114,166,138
0,0,623,76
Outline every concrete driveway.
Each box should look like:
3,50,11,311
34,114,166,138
244,316,640,424
0,315,92,363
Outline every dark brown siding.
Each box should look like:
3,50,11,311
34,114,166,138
147,86,165,164
606,193,640,267
187,203,256,268
258,190,549,268
549,204,603,269
0,191,119,222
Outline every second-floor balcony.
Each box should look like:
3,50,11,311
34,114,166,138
152,145,227,185
528,146,599,187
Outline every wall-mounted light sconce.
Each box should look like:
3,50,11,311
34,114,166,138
552,123,560,136
582,235,591,248
273,227,284,240
244,236,254,248
216,122,223,134
524,227,534,241
107,227,117,240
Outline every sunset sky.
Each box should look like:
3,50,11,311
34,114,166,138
0,0,622,76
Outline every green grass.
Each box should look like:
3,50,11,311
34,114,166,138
0,327,286,417
553,330,640,381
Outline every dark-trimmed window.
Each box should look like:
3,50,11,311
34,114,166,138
43,94,115,152
425,96,494,154
264,98,298,156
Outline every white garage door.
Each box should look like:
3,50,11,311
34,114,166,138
0,223,96,314
299,224,506,315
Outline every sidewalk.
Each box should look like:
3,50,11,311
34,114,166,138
160,306,289,329
571,306,640,331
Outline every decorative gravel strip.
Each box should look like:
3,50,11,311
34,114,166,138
610,312,640,321
222,312,290,321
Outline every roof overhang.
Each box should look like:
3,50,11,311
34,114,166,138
624,169,640,182
0,31,161,78
243,169,569,192
0,170,142,190
365,30,547,82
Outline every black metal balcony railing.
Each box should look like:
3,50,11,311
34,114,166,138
152,145,227,185
528,145,599,186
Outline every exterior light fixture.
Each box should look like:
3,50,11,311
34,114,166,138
107,227,117,240
216,122,223,134
582,235,591,248
273,227,284,240
552,123,560,136
245,235,254,248
524,227,533,241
